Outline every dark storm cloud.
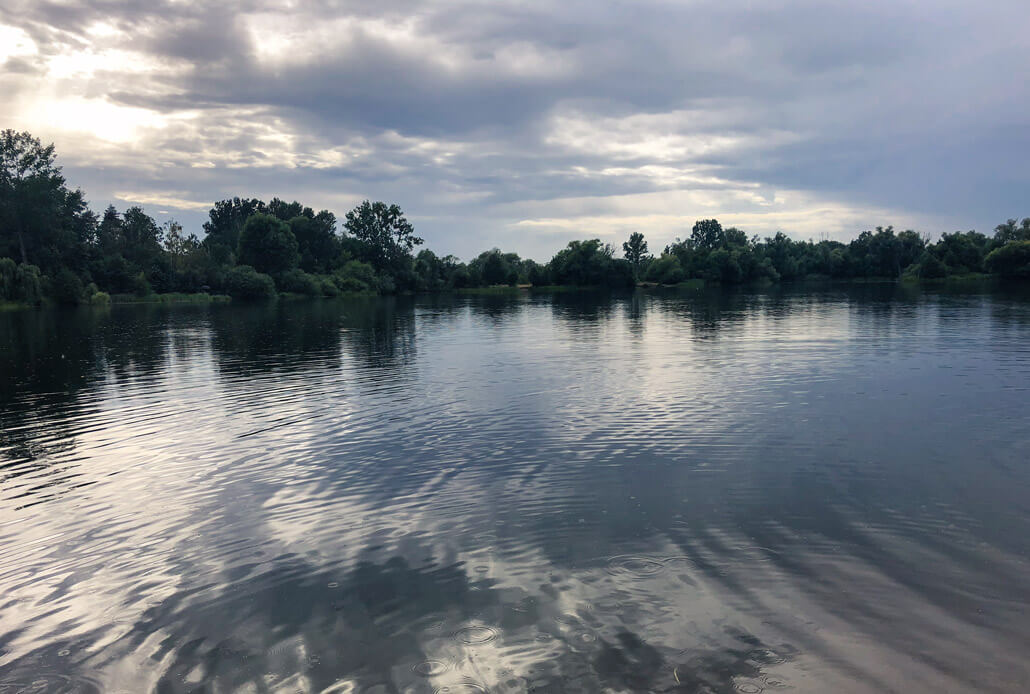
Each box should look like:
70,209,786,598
3,0,1028,257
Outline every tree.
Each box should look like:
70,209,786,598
343,201,422,274
547,239,634,287
481,250,509,285
237,213,299,275
122,206,163,264
691,219,724,251
0,129,93,271
985,241,1030,278
289,215,338,273
96,205,124,254
622,232,649,278
994,218,1030,244
203,197,267,264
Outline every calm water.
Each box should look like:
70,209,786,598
1,285,1029,693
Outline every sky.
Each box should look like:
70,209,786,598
2,0,1028,260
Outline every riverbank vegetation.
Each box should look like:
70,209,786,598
2,129,1028,306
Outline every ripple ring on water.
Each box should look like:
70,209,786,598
455,625,498,645
412,659,450,676
606,555,665,578
748,648,786,665
434,684,487,694
762,674,792,689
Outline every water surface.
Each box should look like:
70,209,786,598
1,285,1029,693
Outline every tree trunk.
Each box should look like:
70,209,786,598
17,230,27,265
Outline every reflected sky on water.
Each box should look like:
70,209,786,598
1,284,1029,693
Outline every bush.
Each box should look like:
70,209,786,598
51,268,85,305
917,251,948,279
91,254,136,294
332,260,377,293
275,268,320,296
645,254,686,284
15,264,42,303
225,265,277,300
0,259,44,303
316,276,340,297
89,291,111,305
0,258,16,300
985,241,1030,278
527,264,550,286
132,271,152,296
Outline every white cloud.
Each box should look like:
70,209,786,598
0,24,37,62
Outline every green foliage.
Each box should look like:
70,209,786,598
237,213,300,275
5,131,1030,306
15,263,42,303
644,254,686,284
915,250,949,279
547,239,635,287
343,201,422,281
316,276,340,297
332,260,378,293
985,241,1030,278
0,129,95,273
288,214,338,274
993,218,1030,244
0,257,15,299
132,271,152,297
481,250,510,285
202,197,266,265
51,268,84,305
935,231,988,273
89,290,111,305
691,219,724,250
527,262,550,286
225,265,277,300
622,232,649,278
276,268,320,296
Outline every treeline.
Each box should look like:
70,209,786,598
2,129,1029,305
636,218,1030,285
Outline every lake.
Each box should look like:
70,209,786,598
1,285,1028,693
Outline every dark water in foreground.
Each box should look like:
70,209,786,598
1,285,1029,693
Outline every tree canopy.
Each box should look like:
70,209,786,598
1,129,1028,306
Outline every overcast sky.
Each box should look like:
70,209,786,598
2,0,1028,259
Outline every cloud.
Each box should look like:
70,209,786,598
1,0,1028,258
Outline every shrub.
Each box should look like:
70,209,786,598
0,259,44,303
15,264,42,303
317,276,340,297
89,291,111,305
332,260,377,293
131,271,152,296
51,268,85,305
0,258,16,300
985,241,1030,278
276,268,320,296
645,254,686,284
917,251,948,279
225,265,277,300
527,264,549,286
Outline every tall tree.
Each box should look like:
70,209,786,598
237,213,299,275
0,129,92,270
690,219,724,251
622,232,649,277
343,201,422,273
203,197,267,264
